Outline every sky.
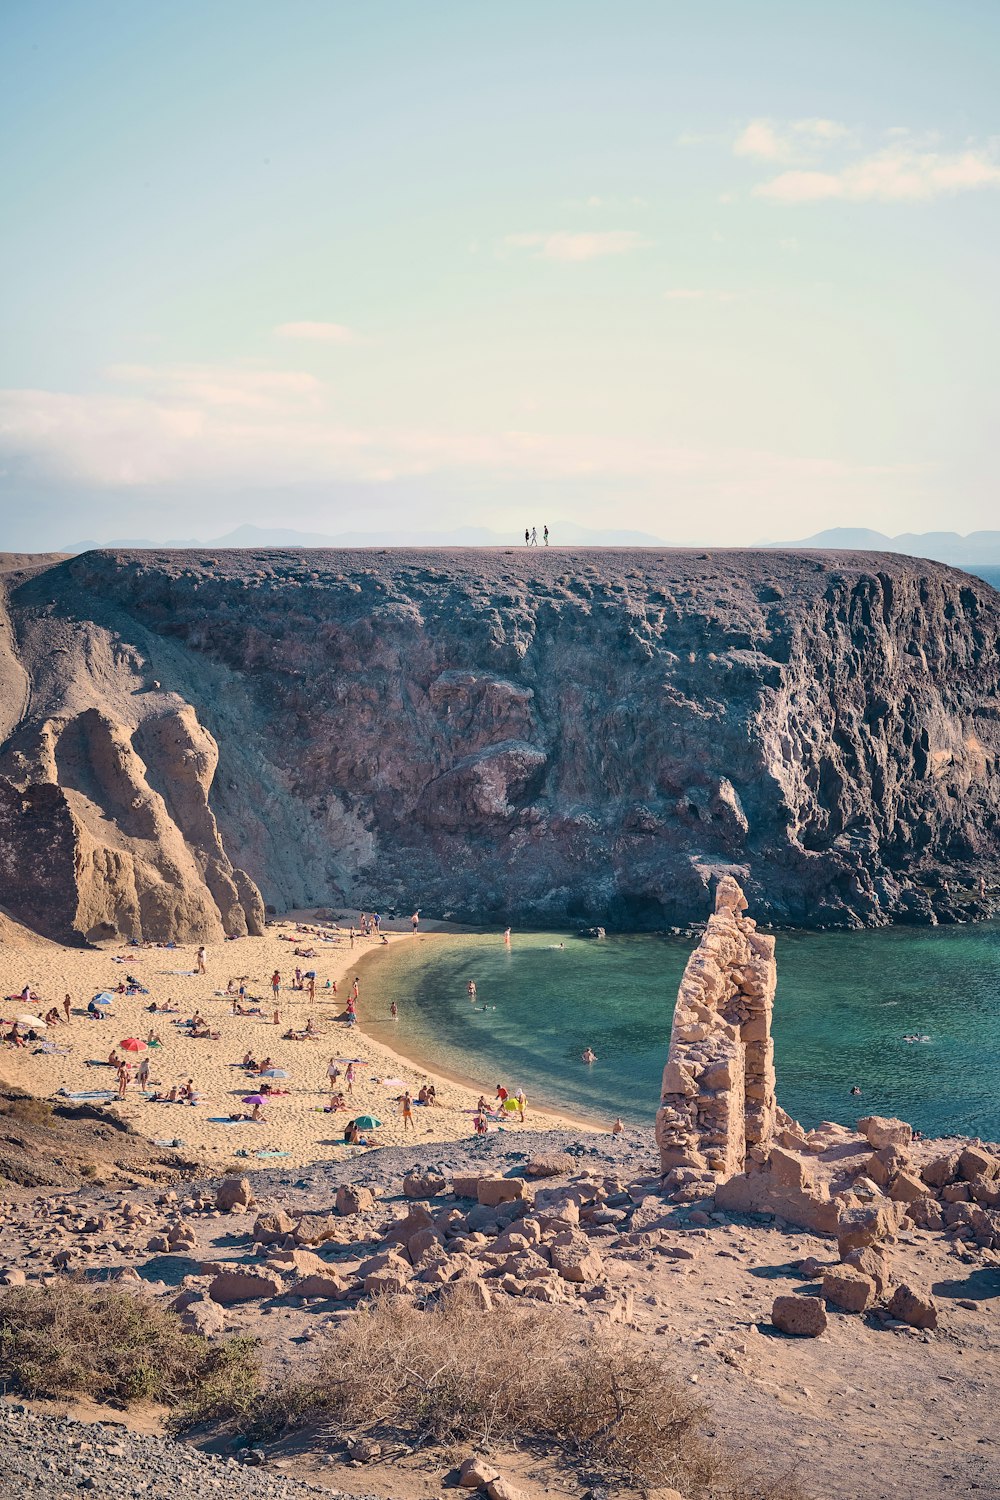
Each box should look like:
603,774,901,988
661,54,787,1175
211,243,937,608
1,0,999,550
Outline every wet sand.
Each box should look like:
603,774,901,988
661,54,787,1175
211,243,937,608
0,917,599,1170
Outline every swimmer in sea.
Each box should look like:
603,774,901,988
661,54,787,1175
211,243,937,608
581,1046,597,1064
468,980,477,1001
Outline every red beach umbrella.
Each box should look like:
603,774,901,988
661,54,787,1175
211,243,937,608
120,1038,147,1052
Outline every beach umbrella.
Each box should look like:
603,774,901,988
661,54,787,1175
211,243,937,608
353,1114,381,1129
93,992,116,1003
16,1013,45,1027
304,970,316,978
260,1067,288,1078
242,1094,267,1105
120,1038,146,1052
92,998,112,1008
502,1097,521,1112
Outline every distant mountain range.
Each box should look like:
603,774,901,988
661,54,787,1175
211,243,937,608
62,522,667,552
771,528,1000,567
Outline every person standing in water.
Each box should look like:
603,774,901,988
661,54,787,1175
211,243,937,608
467,980,477,1001
390,999,398,1020
503,927,511,947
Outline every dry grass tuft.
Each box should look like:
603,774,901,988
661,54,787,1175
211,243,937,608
243,1287,804,1498
0,1280,261,1424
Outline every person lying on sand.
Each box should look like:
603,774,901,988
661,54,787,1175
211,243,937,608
150,1084,179,1102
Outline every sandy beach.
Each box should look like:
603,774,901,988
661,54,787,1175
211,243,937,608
0,914,598,1171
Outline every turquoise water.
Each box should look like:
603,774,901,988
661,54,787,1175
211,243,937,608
362,926,1000,1140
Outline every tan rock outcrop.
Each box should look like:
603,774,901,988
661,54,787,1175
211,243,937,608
656,876,777,1181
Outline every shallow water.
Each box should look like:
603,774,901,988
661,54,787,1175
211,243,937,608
361,924,1000,1140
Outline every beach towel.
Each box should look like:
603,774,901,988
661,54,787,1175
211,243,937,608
58,1088,115,1100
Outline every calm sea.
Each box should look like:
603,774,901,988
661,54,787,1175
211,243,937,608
360,925,1000,1141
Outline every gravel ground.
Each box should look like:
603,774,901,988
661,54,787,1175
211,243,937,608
248,1126,657,1208
0,1401,378,1500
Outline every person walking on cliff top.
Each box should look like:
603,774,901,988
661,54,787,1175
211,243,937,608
525,527,530,545
530,526,537,545
544,524,549,545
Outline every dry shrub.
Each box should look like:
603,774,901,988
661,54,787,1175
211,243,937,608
0,1280,261,1422
4,1096,55,1128
244,1287,804,1498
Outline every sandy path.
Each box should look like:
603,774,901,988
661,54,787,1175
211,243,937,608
0,917,597,1170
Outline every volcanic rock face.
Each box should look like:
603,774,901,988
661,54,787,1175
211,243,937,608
1,545,999,940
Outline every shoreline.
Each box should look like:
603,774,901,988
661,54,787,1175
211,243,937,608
0,916,604,1175
351,933,602,1134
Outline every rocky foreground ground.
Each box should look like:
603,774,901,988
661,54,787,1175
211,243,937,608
1,1123,999,1500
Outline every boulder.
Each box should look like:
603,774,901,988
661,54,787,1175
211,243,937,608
385,1206,434,1243
335,1184,377,1216
458,1455,500,1488
403,1172,446,1199
836,1200,905,1258
252,1210,296,1244
524,1154,575,1178
888,1283,938,1330
294,1213,340,1245
822,1266,875,1313
858,1116,912,1150
549,1231,604,1283
771,1294,827,1337
265,1248,329,1278
348,1437,382,1462
452,1175,484,1199
888,1172,930,1204
0,1268,26,1286
180,1298,226,1337
843,1245,894,1298
216,1176,254,1212
906,1196,945,1231
960,1146,1000,1182
487,1480,527,1500
208,1269,284,1304
477,1178,528,1207
920,1153,961,1190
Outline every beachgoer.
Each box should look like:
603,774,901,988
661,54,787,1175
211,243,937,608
401,1091,414,1130
850,1085,862,1096
63,994,71,1022
516,1088,527,1122
581,1047,597,1064
351,977,360,1002
390,1000,398,1020
543,524,549,545
345,1119,360,1144
474,1112,488,1135
524,527,530,546
271,971,281,999
503,927,511,947
346,1061,355,1093
611,1117,624,1136
530,526,537,545
477,1094,490,1114
495,1083,508,1104
411,910,419,932
196,945,206,974
467,981,477,1001
349,928,355,948
273,1008,280,1026
307,976,316,1001
137,1056,150,1089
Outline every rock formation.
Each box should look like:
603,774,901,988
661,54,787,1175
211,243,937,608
2,545,1000,940
655,875,777,1189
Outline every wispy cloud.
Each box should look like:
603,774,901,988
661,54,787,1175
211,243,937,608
107,363,323,410
274,321,359,343
733,117,850,162
756,147,1000,203
664,289,738,303
503,230,651,261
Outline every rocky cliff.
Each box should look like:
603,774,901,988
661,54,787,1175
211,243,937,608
1,546,998,941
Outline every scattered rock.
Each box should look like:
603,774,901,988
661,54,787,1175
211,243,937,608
822,1266,876,1313
771,1294,827,1337
888,1283,938,1330
458,1454,500,1488
215,1176,254,1212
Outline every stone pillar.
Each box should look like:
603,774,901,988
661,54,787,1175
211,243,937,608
655,876,778,1186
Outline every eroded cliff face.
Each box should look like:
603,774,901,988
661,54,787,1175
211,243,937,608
1,546,998,940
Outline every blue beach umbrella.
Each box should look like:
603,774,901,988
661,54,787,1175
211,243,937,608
93,992,115,1004
260,1067,289,1079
